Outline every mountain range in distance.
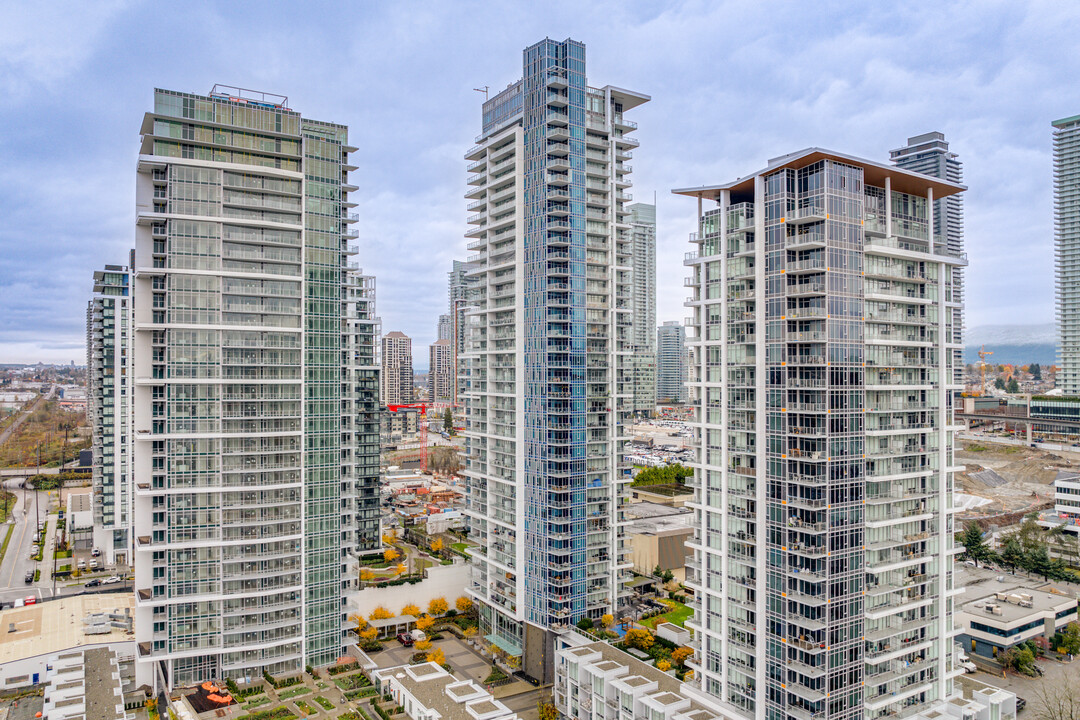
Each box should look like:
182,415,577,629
963,323,1057,366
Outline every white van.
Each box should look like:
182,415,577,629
77,560,86,571
13,599,24,608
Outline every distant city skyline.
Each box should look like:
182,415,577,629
2,2,1078,363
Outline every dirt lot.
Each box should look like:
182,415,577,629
956,439,1080,516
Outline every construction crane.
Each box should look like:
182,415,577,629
386,403,430,469
978,345,994,396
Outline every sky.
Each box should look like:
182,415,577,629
0,0,1076,368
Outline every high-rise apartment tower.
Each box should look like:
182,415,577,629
1054,115,1080,394
87,264,133,567
461,38,648,678
629,203,657,413
678,149,966,720
429,338,452,404
380,331,414,405
890,133,964,382
131,86,381,689
656,320,688,404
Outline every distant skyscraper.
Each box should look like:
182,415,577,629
447,259,472,405
86,264,133,567
629,203,657,413
462,38,648,680
437,313,452,342
678,149,966,720
130,87,380,689
1054,115,1080,394
381,331,414,405
428,339,452,404
656,321,687,404
890,132,965,382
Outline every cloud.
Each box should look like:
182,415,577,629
0,0,1077,364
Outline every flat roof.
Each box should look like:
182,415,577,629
961,587,1076,625
378,663,517,720
672,147,966,200
0,595,135,665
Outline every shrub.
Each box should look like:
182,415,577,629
625,628,654,651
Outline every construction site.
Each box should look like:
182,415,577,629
954,439,1078,523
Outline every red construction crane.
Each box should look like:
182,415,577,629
386,403,429,469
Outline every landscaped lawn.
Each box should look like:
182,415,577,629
277,685,311,700
450,542,471,553
640,599,692,629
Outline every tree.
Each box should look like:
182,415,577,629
1007,377,1020,394
361,627,378,642
415,639,432,652
1032,668,1080,720
394,563,407,575
401,604,421,618
456,596,473,613
353,615,368,631
1061,622,1080,655
538,702,559,720
443,408,455,436
661,569,675,584
601,614,614,629
463,626,478,640
1027,545,1054,581
577,617,594,631
430,538,444,553
1031,363,1043,381
428,597,449,616
416,615,434,632
1000,536,1024,573
384,548,400,563
671,647,693,667
370,606,394,621
1002,646,1038,676
360,568,374,585
656,659,671,672
426,647,446,665
382,529,399,545
625,628,655,651
632,464,694,488
994,377,1006,390
653,564,663,578
958,522,990,567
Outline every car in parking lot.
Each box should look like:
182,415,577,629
24,596,36,606
84,579,101,587
24,571,33,584
396,633,414,646
102,576,122,585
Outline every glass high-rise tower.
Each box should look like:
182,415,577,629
131,87,380,689
1054,115,1080,394
678,149,966,720
461,38,648,679
629,203,657,413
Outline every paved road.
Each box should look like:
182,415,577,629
0,478,50,605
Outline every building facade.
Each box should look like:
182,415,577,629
448,260,472,406
130,86,380,689
678,149,967,720
1054,115,1080,394
381,330,414,405
461,38,647,674
429,338,452,404
629,203,658,413
890,133,964,383
86,264,133,566
656,321,688,404
437,313,452,342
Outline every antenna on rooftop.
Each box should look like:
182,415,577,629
473,86,490,100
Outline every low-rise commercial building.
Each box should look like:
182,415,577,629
625,504,694,582
957,588,1078,658
373,662,519,720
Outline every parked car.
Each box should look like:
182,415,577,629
396,633,414,646
24,571,33,584
1017,697,1027,713
24,596,36,606
91,548,101,557
76,560,86,570
84,579,101,587
102,576,122,585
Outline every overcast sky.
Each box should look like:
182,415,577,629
0,0,1075,367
